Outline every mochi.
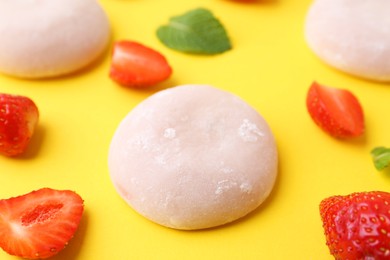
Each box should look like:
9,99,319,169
305,0,390,81
0,0,110,78
108,85,278,230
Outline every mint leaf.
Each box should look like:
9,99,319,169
157,8,232,54
371,146,390,171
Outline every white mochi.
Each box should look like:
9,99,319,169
108,85,278,230
0,0,110,78
305,0,390,81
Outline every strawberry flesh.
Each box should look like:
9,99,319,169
0,188,84,259
109,40,172,88
306,82,364,138
0,93,39,156
320,191,390,259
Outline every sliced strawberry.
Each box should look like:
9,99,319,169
109,40,173,88
0,188,84,259
0,93,39,156
306,82,364,138
320,191,390,259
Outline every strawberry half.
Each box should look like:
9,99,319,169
109,40,173,88
306,82,364,138
320,191,390,260
0,93,39,156
0,188,84,259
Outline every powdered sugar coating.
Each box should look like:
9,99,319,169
108,85,278,230
305,0,390,81
0,0,110,78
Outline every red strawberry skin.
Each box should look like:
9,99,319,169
306,82,364,138
0,188,84,259
109,40,173,88
0,93,39,156
320,191,390,260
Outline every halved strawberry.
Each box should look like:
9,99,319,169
306,82,364,138
109,40,173,88
0,188,84,259
320,191,390,259
0,93,39,156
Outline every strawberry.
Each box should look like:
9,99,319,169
0,93,39,156
109,40,173,88
306,82,364,138
320,191,390,260
0,188,84,259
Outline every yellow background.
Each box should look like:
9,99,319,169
1,0,390,259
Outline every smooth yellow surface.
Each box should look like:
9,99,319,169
1,0,390,259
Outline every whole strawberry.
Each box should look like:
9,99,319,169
0,93,39,156
320,191,390,260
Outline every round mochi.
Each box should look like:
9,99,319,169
108,85,278,230
0,0,110,78
305,0,390,81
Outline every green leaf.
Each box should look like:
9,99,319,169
156,8,232,55
371,146,390,171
